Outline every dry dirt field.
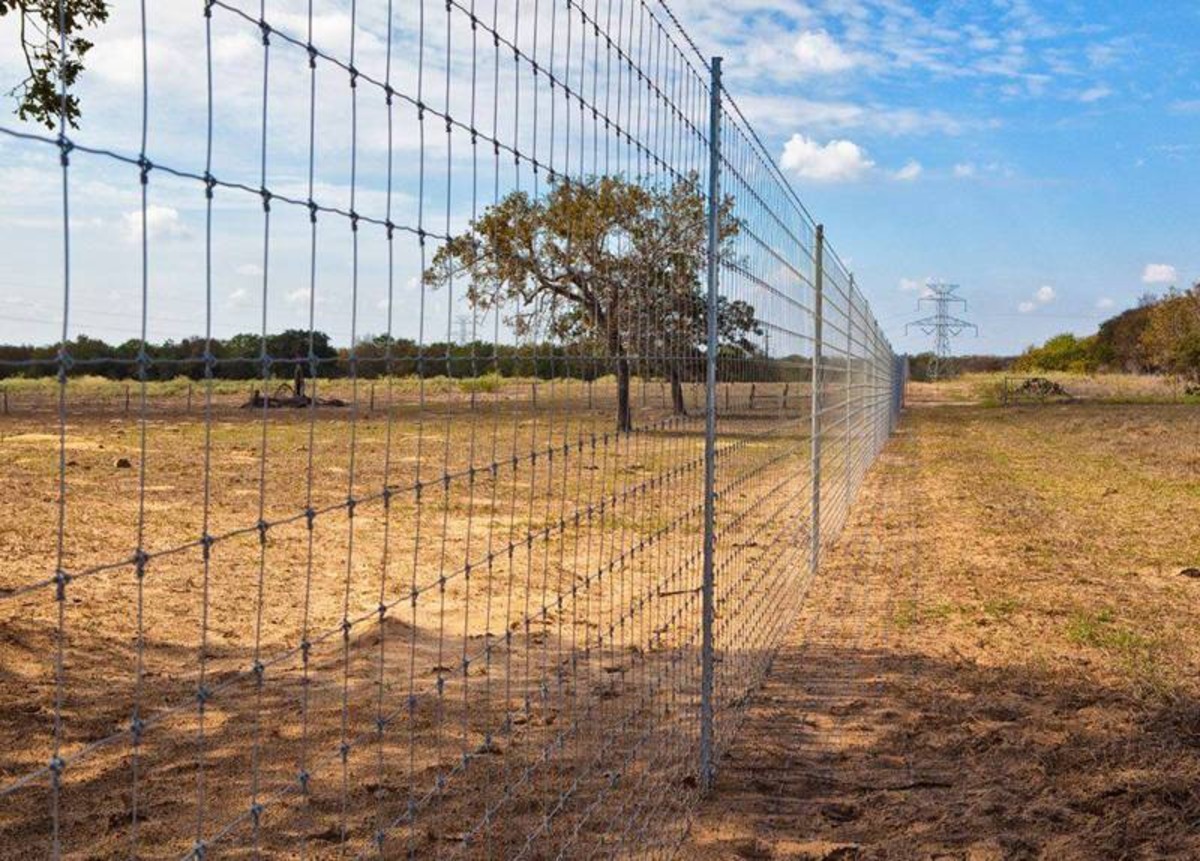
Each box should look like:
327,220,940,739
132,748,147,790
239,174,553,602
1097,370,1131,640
685,384,1200,860
0,376,831,859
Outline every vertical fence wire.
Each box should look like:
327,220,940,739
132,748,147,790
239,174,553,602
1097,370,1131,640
0,1,901,858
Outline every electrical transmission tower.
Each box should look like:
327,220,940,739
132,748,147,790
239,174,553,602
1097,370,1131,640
456,314,472,345
905,281,977,381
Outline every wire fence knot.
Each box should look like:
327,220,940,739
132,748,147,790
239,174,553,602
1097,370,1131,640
53,570,70,602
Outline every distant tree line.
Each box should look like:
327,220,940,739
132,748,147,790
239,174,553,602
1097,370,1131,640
908,353,1015,382
1015,285,1200,379
0,328,779,383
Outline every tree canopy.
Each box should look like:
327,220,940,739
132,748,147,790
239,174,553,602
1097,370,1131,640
1141,286,1200,379
2,0,108,129
424,174,759,431
1015,283,1200,380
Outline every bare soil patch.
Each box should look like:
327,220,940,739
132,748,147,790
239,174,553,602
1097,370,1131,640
0,378,815,858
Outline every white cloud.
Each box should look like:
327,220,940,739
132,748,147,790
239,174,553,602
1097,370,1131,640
780,134,875,182
235,263,264,277
1078,85,1113,103
1086,42,1123,69
1154,144,1197,160
792,30,859,74
1096,297,1115,310
899,278,937,298
122,204,190,242
952,161,1018,181
286,287,314,306
732,94,984,138
894,160,923,181
227,287,253,309
1142,263,1178,285
278,286,329,309
1172,100,1200,115
1017,285,1056,313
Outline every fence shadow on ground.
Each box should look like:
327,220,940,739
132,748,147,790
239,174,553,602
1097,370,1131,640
0,607,724,859
689,640,1200,860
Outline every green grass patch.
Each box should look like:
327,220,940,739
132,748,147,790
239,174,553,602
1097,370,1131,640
892,599,920,630
457,373,505,395
1066,608,1153,657
982,596,1020,620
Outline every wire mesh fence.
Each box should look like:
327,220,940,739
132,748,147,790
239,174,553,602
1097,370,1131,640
0,1,901,857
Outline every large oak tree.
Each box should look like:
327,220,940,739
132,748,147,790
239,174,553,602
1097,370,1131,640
424,174,759,432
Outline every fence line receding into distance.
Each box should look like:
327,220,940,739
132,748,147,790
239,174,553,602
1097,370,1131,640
0,0,905,857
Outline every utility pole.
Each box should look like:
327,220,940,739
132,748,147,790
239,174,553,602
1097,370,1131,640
456,314,472,345
905,281,977,381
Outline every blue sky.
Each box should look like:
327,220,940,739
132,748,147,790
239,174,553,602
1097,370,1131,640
0,0,1196,355
684,0,1200,353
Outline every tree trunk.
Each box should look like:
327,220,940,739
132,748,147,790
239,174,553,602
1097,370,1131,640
617,355,632,433
293,362,306,400
606,299,632,433
669,361,687,416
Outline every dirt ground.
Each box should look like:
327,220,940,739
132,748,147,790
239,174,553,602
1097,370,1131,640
684,391,1200,860
0,376,833,859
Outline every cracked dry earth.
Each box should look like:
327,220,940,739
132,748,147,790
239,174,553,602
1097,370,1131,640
684,400,1200,861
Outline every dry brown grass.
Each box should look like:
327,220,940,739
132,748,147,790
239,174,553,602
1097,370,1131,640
907,371,1195,407
686,399,1200,860
0,377,822,859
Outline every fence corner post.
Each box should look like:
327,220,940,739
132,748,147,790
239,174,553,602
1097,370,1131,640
699,53,723,795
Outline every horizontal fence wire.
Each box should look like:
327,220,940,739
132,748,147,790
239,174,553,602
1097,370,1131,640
0,0,902,858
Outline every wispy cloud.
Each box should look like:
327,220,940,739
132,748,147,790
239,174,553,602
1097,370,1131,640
899,277,935,298
1085,40,1128,69
894,160,923,181
226,287,253,309
286,287,316,307
1077,85,1113,104
732,94,991,138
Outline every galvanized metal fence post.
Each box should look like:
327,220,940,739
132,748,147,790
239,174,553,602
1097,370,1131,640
845,275,855,507
699,54,723,793
810,225,825,577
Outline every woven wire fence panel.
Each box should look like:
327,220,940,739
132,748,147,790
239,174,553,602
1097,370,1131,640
706,93,898,767
0,1,899,858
